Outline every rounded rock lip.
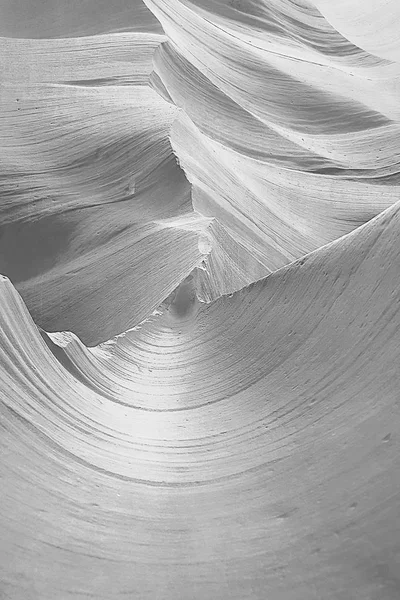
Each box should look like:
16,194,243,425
162,273,200,321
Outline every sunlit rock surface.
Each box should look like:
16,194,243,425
1,0,400,598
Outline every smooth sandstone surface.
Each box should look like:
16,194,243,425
0,0,400,598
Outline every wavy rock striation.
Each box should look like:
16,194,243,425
1,0,400,598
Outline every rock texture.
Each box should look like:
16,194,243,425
1,0,400,598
